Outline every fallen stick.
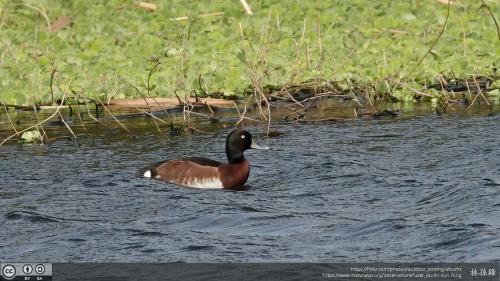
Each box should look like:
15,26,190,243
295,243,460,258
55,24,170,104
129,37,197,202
137,2,156,11
296,117,351,122
171,12,223,21
0,103,39,110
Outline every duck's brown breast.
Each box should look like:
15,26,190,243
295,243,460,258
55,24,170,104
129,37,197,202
219,160,250,189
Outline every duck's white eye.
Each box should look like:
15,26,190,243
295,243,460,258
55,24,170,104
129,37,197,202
241,135,246,139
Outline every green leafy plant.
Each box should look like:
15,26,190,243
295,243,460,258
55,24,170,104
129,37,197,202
0,0,498,106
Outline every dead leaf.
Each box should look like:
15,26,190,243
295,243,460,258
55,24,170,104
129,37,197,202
137,2,156,12
436,0,456,5
50,16,71,33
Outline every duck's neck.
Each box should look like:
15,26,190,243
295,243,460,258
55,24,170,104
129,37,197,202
226,148,245,164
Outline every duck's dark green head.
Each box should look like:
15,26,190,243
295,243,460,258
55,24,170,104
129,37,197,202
226,129,269,163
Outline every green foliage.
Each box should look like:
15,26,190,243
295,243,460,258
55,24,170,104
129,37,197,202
0,0,498,105
19,130,42,144
488,89,500,100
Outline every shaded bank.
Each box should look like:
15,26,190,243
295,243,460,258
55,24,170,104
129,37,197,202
0,95,499,146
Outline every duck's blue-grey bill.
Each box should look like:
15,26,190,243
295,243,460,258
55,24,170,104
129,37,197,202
250,140,270,150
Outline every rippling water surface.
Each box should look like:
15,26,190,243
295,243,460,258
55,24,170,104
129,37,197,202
1,109,500,262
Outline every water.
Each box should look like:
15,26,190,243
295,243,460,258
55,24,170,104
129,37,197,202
1,108,500,262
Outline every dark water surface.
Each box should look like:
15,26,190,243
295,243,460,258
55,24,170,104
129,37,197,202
1,110,500,262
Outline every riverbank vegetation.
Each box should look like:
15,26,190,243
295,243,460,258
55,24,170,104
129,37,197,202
1,0,500,145
1,0,499,108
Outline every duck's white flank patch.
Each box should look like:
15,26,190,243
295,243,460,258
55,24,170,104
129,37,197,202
186,177,224,189
143,170,152,178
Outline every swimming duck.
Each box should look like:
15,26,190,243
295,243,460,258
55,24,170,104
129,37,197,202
142,129,269,189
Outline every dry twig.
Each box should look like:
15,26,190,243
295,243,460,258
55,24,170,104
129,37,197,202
239,0,253,15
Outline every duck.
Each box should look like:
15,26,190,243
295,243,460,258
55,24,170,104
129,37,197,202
142,128,269,189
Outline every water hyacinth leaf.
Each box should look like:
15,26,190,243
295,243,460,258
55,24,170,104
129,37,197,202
37,56,50,66
236,52,245,62
19,130,43,144
402,13,417,21
166,48,179,57
392,88,415,102
223,90,236,97
487,89,500,97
